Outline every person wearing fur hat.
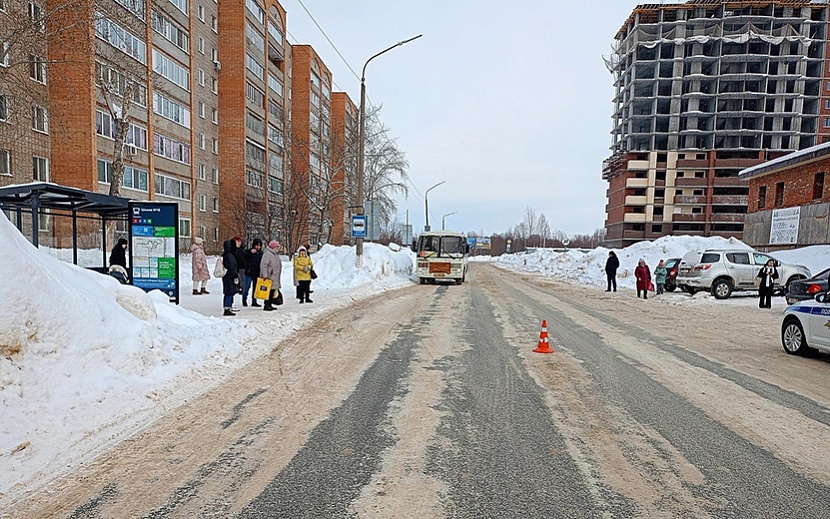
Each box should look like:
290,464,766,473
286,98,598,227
260,240,282,311
293,246,314,303
242,238,263,307
191,237,210,295
635,258,651,299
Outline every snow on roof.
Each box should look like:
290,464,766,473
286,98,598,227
739,140,830,179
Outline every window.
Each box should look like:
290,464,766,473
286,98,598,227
198,163,206,180
97,159,149,191
246,169,263,188
310,70,320,89
826,99,830,110
198,194,206,211
814,172,825,200
179,217,191,238
32,156,49,181
212,77,218,94
211,108,218,124
246,0,264,24
726,252,751,265
96,62,147,107
154,132,191,164
198,133,205,150
151,10,188,52
246,111,265,136
211,16,217,32
212,167,219,184
214,227,219,241
268,20,283,45
213,197,219,212
95,15,147,64
154,172,191,199
38,209,50,232
198,101,205,118
95,111,148,149
246,140,265,168
0,42,8,67
197,5,204,21
29,55,46,83
169,0,187,15
0,95,7,121
212,138,218,154
198,68,205,86
152,92,190,127
268,124,283,147
0,0,6,12
268,176,283,194
245,52,264,80
0,149,9,175
268,154,282,175
152,49,189,90
758,185,767,209
246,82,264,107
246,23,264,52
824,118,830,129
775,182,784,207
29,2,43,30
268,100,283,122
198,37,205,54
268,73,283,97
32,105,48,133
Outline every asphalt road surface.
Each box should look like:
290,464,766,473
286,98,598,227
12,262,830,518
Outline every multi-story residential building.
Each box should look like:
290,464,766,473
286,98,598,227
603,0,830,248
217,0,290,247
289,44,332,250
329,91,358,246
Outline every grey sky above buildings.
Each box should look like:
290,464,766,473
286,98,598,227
285,0,636,236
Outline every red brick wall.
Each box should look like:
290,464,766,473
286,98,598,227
747,157,830,212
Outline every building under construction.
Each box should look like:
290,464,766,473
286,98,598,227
603,0,830,247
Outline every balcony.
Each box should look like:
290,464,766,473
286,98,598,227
627,159,650,170
625,195,648,205
712,176,747,187
676,158,709,168
675,177,708,187
623,229,646,240
626,177,649,188
713,158,762,168
672,213,706,222
624,213,647,223
675,195,707,204
710,213,746,223
712,195,748,205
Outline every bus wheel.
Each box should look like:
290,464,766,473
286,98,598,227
419,278,426,285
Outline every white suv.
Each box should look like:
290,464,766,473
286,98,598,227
675,249,810,300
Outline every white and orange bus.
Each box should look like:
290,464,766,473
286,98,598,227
415,230,469,284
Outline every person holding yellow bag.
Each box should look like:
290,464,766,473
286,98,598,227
293,246,314,303
259,240,282,312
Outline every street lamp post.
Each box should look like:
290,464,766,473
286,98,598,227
356,34,423,267
424,180,445,232
442,211,457,230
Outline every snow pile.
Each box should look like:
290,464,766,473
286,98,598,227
495,235,751,288
308,242,415,289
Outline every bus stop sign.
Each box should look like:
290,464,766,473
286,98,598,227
351,215,367,238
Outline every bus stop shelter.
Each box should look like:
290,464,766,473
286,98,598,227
0,182,131,267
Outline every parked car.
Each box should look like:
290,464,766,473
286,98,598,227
675,249,811,299
664,257,681,292
785,267,830,305
781,293,830,355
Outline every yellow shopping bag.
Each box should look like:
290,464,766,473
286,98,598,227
254,278,272,299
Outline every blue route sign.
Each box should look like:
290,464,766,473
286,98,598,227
351,215,367,238
128,202,180,304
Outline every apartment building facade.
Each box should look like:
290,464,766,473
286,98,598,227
330,91,357,246
604,0,830,248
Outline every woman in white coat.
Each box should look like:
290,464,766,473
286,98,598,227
191,237,211,295
259,240,282,311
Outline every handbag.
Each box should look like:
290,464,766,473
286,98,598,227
310,268,318,280
648,280,655,292
214,258,227,277
254,278,272,299
274,290,284,306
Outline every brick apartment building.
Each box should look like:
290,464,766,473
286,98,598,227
741,140,830,249
603,0,830,248
0,0,360,255
330,91,358,246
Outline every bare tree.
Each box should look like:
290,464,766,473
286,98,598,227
360,106,409,231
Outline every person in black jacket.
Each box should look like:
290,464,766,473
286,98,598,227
756,258,779,309
605,251,620,292
222,236,242,316
242,238,263,307
109,238,128,268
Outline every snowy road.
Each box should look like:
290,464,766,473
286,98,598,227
12,263,830,518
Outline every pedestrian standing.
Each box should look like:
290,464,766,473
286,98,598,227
756,258,779,309
605,251,619,292
260,240,282,311
293,246,314,303
242,238,263,307
635,258,651,299
191,237,210,295
222,236,242,316
109,238,128,268
236,238,248,296
654,259,667,295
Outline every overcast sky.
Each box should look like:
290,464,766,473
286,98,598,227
284,0,638,236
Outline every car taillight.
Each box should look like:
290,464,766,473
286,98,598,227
807,284,822,294
694,264,711,270
670,268,677,276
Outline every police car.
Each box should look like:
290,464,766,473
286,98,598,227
781,293,830,355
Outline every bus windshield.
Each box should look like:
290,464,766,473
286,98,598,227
417,235,467,258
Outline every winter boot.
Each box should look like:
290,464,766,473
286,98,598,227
193,289,200,295
305,298,314,303
251,299,261,307
223,307,235,316
242,299,248,307
264,302,274,311
201,287,210,294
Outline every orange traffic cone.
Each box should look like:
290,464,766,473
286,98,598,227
533,320,555,354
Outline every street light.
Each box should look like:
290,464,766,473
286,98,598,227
356,34,423,267
442,211,457,230
424,180,445,232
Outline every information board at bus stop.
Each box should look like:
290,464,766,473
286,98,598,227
129,202,180,303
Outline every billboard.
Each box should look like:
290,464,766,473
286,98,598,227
476,237,492,250
129,202,180,303
770,207,800,245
